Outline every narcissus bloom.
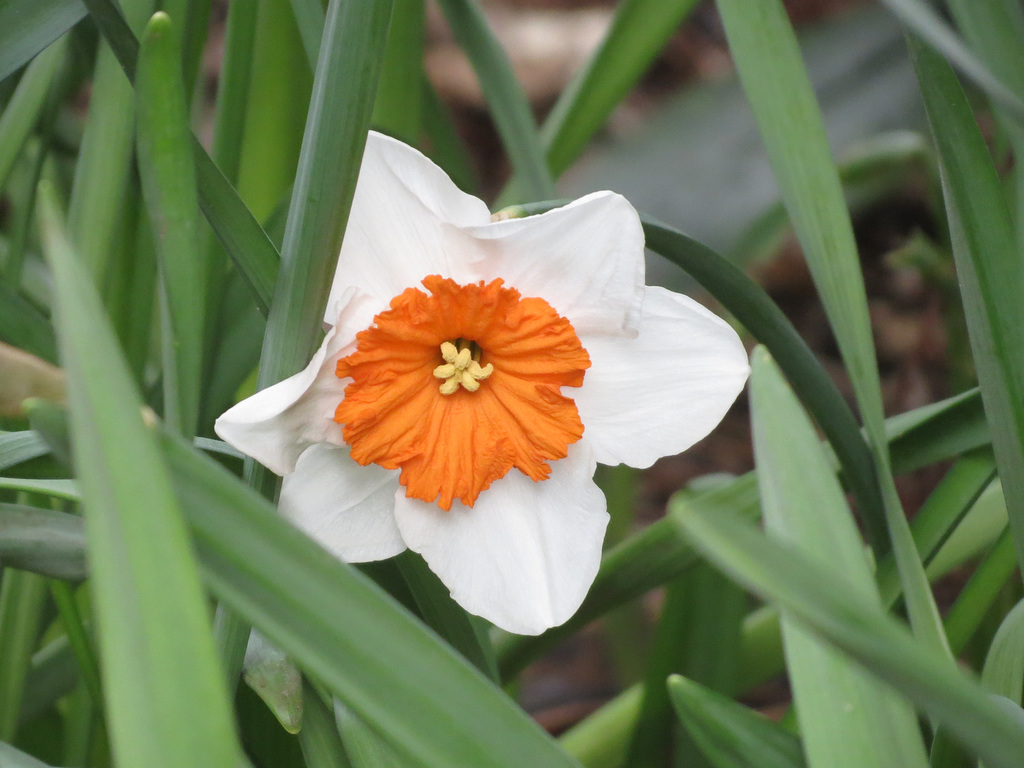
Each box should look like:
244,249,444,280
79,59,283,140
216,132,749,635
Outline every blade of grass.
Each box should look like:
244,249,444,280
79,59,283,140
877,0,1024,123
66,0,152,287
887,388,988,473
749,347,928,768
298,680,352,768
944,0,1024,254
625,564,746,768
435,0,554,201
982,599,1024,704
716,0,948,661
0,0,83,83
81,0,281,315
36,183,240,767
136,11,204,438
48,581,103,712
876,449,996,604
288,0,325,70
671,497,1024,768
258,0,393,387
0,279,57,363
944,527,1018,654
0,569,48,740
909,32,1024,578
540,0,700,179
0,35,67,193
393,551,498,680
371,0,424,144
668,676,807,768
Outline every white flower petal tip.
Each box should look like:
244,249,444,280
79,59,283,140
280,443,405,562
393,446,608,635
575,286,750,469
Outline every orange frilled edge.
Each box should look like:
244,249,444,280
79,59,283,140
334,275,591,510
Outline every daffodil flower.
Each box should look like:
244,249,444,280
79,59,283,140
215,132,749,635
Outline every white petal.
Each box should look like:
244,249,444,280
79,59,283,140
575,286,749,468
325,132,492,320
214,290,378,476
280,443,405,562
466,192,645,336
392,444,608,635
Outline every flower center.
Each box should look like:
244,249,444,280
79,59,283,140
433,340,494,395
334,275,590,510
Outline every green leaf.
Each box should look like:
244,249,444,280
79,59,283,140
981,599,1024,705
0,0,83,83
0,431,49,472
626,564,746,768
0,279,58,364
257,0,393,389
335,699,407,768
0,35,67,193
749,348,928,768
909,32,1024,578
136,11,204,437
371,0,424,144
671,496,1024,768
0,477,78,500
0,503,86,580
0,569,48,740
667,676,806,768
435,0,553,201
540,0,700,178
876,449,996,604
393,551,498,681
877,0,1024,122
36,183,241,767
81,0,281,316
67,0,153,286
886,388,988,473
299,682,352,768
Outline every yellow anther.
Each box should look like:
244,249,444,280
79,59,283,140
433,339,493,395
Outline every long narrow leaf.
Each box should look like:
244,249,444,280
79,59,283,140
81,0,280,315
36,184,240,767
671,497,1024,768
435,0,553,201
668,676,806,768
0,0,83,83
908,33,1024,576
136,11,204,437
750,348,928,768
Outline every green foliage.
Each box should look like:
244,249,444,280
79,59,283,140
2,2,1024,767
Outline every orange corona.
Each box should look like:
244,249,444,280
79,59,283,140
335,275,590,510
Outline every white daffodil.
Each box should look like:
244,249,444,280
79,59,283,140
215,132,749,635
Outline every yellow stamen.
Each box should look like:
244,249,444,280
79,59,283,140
433,339,493,394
